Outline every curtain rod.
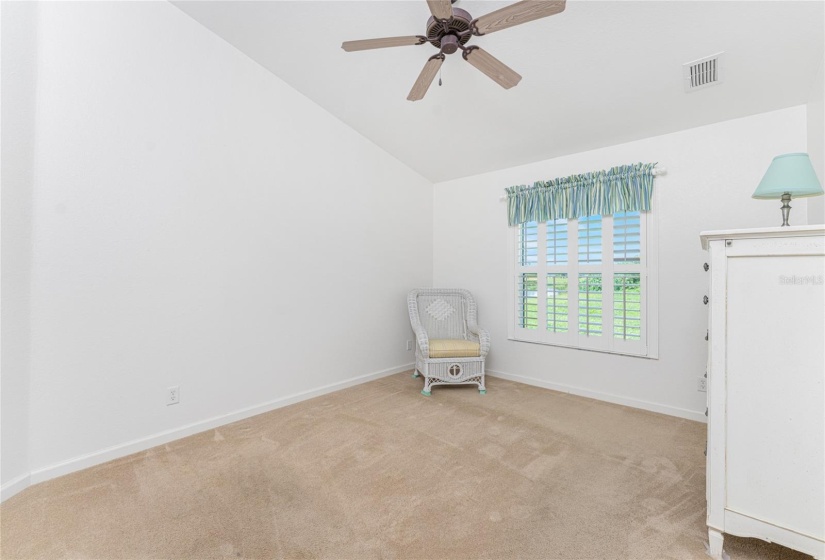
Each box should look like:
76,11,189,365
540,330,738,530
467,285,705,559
498,166,667,201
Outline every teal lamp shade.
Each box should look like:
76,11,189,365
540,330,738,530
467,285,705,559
752,153,823,199
752,153,823,226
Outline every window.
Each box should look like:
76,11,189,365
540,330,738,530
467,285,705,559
510,211,657,357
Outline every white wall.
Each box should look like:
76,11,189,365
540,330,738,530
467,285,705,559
807,56,824,224
3,0,431,493
1,1,37,494
433,106,807,421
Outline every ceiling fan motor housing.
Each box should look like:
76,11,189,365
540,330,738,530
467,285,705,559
439,35,460,54
426,8,472,50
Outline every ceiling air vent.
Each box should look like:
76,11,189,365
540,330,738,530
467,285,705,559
683,52,724,92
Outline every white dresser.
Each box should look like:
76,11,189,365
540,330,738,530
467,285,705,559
701,226,825,560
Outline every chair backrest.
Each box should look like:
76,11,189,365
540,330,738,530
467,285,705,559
408,288,477,340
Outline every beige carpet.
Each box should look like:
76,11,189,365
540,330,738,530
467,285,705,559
0,373,813,560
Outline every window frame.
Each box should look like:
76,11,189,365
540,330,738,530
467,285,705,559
507,207,659,359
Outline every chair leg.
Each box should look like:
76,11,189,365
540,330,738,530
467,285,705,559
421,377,432,396
412,370,420,378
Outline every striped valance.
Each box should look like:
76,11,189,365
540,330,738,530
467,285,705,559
506,163,657,226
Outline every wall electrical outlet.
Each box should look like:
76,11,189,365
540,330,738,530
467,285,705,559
166,385,180,406
697,378,707,392
406,340,413,351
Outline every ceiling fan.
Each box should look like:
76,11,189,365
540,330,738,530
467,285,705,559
342,0,566,101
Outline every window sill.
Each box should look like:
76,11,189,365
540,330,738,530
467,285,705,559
507,336,659,360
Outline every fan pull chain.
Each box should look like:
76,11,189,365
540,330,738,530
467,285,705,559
438,65,442,86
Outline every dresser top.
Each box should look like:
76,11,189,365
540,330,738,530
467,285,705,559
700,225,825,250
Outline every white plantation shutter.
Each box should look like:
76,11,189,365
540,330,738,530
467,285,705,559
515,221,540,333
546,219,568,265
517,272,538,330
518,221,538,266
578,216,602,265
614,212,641,265
578,273,603,337
611,211,645,353
614,273,641,340
546,273,568,333
510,211,655,357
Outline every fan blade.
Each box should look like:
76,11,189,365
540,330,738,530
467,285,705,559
473,0,565,36
427,0,453,20
407,56,444,101
464,47,522,89
342,36,424,52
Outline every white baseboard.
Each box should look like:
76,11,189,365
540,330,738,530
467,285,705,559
3,363,412,502
0,472,31,503
487,369,708,423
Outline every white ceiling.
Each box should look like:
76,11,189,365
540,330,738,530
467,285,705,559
173,1,824,182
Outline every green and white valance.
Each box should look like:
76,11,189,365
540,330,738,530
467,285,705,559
506,162,657,226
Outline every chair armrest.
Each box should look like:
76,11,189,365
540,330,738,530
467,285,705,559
413,326,429,356
469,325,490,357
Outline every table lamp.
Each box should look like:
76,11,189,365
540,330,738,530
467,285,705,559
752,153,824,226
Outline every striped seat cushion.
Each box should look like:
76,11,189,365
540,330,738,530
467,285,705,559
429,339,481,359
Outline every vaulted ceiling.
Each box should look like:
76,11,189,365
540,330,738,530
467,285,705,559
173,1,824,182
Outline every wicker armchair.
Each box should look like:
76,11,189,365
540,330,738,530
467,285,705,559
407,288,490,396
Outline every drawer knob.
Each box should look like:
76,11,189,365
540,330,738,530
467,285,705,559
703,295,709,305
703,263,709,271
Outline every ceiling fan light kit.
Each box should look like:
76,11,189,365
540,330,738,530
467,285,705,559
341,0,566,101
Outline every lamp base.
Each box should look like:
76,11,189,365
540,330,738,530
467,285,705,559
780,192,792,227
